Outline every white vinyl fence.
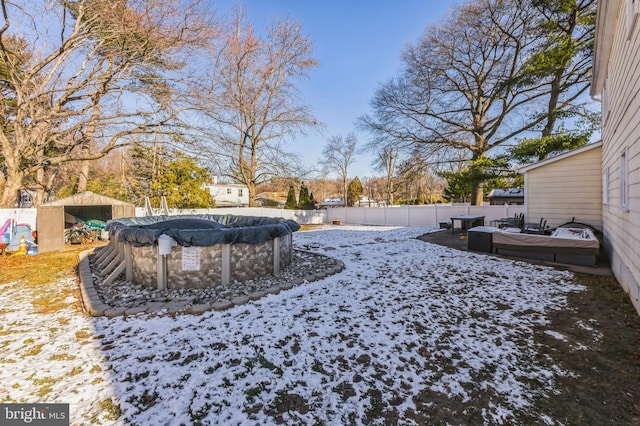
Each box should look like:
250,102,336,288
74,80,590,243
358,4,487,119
4,204,525,231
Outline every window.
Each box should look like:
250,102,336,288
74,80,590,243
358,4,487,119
621,148,629,210
226,188,232,195
238,188,243,197
603,167,610,205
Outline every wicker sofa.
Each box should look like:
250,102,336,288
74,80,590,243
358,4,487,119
491,227,599,267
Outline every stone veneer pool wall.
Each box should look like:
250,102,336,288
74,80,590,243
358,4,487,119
130,235,293,289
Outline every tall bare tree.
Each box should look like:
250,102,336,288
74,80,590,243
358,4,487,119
361,0,551,205
0,0,213,207
319,133,358,203
191,8,318,207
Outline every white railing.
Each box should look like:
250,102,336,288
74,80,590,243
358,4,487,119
4,204,525,230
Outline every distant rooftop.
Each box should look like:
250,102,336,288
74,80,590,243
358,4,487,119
487,188,524,198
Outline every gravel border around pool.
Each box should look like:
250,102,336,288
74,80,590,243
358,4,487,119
77,248,345,318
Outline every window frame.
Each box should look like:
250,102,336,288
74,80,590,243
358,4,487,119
603,166,610,205
620,148,629,211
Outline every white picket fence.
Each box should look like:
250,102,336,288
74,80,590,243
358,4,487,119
2,204,525,230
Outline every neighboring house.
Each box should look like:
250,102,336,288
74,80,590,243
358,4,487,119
486,188,524,206
317,198,345,208
16,190,35,208
590,0,640,314
518,142,603,231
203,178,250,207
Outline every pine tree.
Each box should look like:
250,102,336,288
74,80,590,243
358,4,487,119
347,177,363,207
285,185,297,209
297,182,315,209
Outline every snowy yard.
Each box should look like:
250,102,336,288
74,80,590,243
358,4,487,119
2,225,637,425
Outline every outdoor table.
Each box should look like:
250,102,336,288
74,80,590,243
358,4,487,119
450,215,485,233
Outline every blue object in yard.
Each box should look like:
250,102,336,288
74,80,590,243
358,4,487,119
27,243,37,256
7,224,35,251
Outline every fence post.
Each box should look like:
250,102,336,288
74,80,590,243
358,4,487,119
434,204,438,228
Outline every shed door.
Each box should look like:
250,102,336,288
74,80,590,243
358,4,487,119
36,206,65,253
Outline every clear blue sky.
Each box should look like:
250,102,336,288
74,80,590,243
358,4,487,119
216,1,454,179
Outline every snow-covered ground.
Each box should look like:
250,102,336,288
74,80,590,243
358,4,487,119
0,226,587,425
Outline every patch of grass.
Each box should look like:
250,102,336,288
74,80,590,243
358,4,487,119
75,330,92,340
179,352,204,366
0,244,105,315
67,367,83,376
31,288,77,314
163,351,181,362
204,363,222,374
124,370,150,382
97,398,122,421
245,381,270,402
23,343,44,356
0,244,102,286
89,364,102,373
32,376,60,398
311,360,328,375
48,353,76,361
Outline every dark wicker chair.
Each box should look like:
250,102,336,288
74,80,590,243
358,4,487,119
523,218,548,234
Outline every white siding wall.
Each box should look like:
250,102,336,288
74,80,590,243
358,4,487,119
204,184,250,206
600,0,640,313
525,146,603,230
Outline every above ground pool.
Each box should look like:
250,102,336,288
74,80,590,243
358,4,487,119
104,214,300,289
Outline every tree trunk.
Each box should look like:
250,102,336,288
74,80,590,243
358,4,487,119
0,155,25,207
248,181,255,207
0,177,22,208
77,159,90,193
470,180,484,205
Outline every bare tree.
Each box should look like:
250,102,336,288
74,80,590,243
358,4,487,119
373,146,399,205
190,8,318,207
360,0,550,205
319,133,358,203
0,0,213,207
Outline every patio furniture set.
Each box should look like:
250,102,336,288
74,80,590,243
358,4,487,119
464,215,601,267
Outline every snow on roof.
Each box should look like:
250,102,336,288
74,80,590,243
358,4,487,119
488,188,524,198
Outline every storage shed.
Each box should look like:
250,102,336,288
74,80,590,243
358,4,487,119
36,192,135,253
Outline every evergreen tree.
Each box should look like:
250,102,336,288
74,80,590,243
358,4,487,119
285,185,297,209
347,177,363,207
297,182,315,209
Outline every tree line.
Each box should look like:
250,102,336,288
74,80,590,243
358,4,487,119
0,0,596,208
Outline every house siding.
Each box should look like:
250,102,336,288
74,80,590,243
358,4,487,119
524,146,603,230
595,0,640,314
203,184,250,206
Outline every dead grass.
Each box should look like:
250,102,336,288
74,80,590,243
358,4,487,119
0,243,104,286
0,242,106,315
